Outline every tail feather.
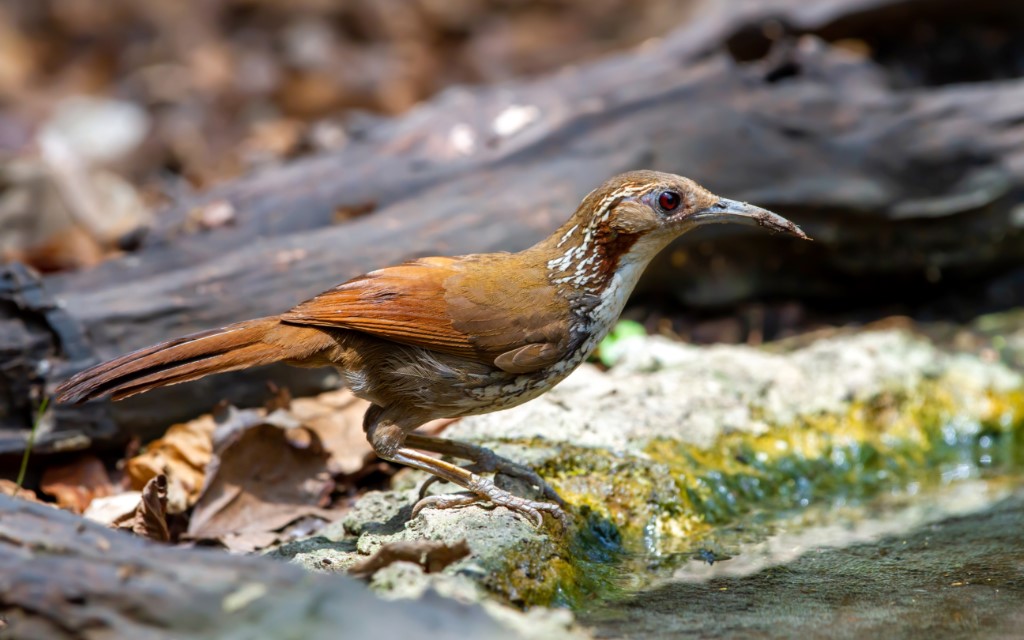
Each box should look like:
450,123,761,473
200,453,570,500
55,317,327,403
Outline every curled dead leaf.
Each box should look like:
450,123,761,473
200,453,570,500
114,474,170,542
0,479,44,503
125,414,215,512
288,389,374,475
186,412,337,552
40,454,114,513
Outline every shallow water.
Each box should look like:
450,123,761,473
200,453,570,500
581,474,1024,639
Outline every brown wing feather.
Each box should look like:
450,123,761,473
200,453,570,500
492,342,564,373
282,255,574,373
282,257,479,359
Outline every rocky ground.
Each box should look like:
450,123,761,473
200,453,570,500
272,329,1024,638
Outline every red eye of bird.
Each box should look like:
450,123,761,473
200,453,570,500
658,191,681,212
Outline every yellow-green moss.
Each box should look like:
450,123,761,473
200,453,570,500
642,384,1024,552
484,383,1024,608
466,502,624,609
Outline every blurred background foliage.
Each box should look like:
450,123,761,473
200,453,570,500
0,0,702,191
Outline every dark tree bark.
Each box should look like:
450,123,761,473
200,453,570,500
2,0,1023,451
0,494,518,640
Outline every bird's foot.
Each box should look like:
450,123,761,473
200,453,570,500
387,437,569,527
405,433,565,507
412,478,568,528
463,448,566,508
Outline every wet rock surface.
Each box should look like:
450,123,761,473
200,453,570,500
272,491,588,639
585,483,1024,639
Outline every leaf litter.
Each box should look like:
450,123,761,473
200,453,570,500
119,388,411,551
39,454,116,513
186,406,339,552
126,413,215,513
19,386,458,557
113,474,171,542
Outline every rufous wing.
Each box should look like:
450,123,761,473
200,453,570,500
281,256,572,373
282,257,478,358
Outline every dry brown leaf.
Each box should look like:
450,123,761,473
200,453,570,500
10,224,107,272
212,531,281,554
0,161,105,272
240,118,304,162
186,416,335,551
84,492,143,525
289,389,374,475
263,382,293,412
40,454,114,513
0,479,43,503
0,8,35,95
125,414,215,512
348,539,471,579
114,475,170,542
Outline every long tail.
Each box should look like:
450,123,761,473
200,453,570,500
55,317,334,403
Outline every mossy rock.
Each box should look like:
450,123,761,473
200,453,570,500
280,330,1024,611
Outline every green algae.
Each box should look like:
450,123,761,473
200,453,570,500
642,385,1024,551
479,507,626,609
482,384,1024,608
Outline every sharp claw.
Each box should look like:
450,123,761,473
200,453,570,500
488,461,566,508
417,475,446,501
555,508,571,528
410,500,425,519
528,508,543,528
412,491,485,518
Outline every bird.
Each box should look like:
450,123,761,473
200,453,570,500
56,170,808,526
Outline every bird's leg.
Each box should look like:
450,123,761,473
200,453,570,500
365,411,567,527
405,433,565,507
395,450,567,527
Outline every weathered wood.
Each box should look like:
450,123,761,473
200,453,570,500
3,0,1024,449
51,0,1024,289
0,264,118,456
0,494,518,640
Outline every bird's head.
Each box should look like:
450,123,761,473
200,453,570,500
542,170,808,294
581,170,806,243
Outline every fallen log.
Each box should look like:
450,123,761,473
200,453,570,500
0,494,518,640
2,0,1024,451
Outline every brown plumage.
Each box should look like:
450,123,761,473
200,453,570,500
56,170,808,525
56,318,331,402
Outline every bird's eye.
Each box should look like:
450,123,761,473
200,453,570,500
658,191,681,212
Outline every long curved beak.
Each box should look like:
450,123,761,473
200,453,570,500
691,198,809,240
